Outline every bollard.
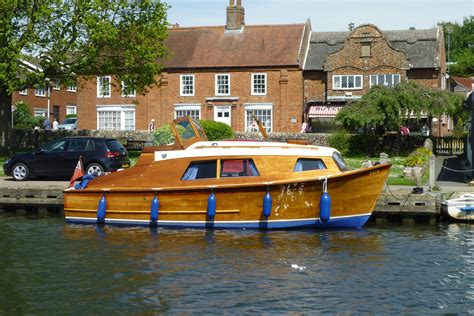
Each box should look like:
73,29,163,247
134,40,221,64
429,155,435,188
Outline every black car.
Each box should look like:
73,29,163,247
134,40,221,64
3,137,130,181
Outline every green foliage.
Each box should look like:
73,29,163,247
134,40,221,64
336,82,465,131
450,49,474,77
0,1,170,93
404,147,432,167
199,120,235,141
153,124,175,146
327,129,350,155
439,16,474,76
13,101,43,129
65,114,77,119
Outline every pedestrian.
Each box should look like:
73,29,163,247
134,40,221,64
148,119,156,131
400,124,410,136
43,117,52,130
52,118,59,130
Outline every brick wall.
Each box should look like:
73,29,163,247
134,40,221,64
77,68,305,133
12,85,77,122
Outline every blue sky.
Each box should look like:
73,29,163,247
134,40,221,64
165,0,473,31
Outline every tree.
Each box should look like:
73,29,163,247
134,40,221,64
0,0,169,154
335,82,465,131
439,16,474,76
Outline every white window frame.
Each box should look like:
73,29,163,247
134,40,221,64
244,103,273,133
369,74,401,87
174,104,201,120
19,88,28,95
215,74,230,96
96,105,136,131
180,74,195,96
66,105,77,115
251,73,267,96
121,81,136,97
35,85,46,97
34,109,47,117
67,83,77,92
97,76,111,98
332,75,363,90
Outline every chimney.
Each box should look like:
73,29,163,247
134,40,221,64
226,0,245,31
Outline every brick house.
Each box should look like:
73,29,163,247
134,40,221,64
76,0,311,133
304,24,448,135
12,59,78,124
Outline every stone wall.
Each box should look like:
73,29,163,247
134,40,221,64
11,128,330,151
12,128,155,151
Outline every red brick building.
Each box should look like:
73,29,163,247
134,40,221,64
304,24,448,134
12,58,78,124
76,1,311,133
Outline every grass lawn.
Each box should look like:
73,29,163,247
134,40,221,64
345,156,418,186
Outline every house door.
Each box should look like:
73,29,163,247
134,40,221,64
214,106,231,126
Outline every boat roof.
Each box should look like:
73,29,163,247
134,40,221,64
154,140,337,162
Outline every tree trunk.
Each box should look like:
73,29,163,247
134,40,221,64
0,89,13,155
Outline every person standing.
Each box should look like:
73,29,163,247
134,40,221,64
52,118,59,130
43,118,52,130
400,124,410,136
148,119,156,131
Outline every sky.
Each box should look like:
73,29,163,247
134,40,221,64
165,0,473,31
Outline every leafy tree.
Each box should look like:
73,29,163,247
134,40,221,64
439,16,474,76
0,0,169,154
336,82,465,131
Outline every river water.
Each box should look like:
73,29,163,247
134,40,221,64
0,213,472,314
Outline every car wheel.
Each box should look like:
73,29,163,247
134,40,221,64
12,163,30,181
86,163,104,175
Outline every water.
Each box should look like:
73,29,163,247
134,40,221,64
0,213,473,314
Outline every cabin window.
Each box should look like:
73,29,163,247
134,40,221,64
182,161,217,180
220,159,260,177
333,152,349,171
294,158,327,172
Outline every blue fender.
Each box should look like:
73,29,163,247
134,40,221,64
263,191,272,218
207,192,216,218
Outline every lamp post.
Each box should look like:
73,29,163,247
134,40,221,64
45,78,51,121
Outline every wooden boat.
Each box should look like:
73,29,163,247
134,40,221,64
441,194,474,222
63,117,391,229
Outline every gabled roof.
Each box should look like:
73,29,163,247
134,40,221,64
304,27,441,70
451,76,473,91
164,24,306,69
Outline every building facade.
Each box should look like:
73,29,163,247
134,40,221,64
304,24,448,134
77,1,311,133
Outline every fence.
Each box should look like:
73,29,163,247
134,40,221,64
431,136,466,155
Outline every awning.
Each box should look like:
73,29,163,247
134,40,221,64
308,105,343,118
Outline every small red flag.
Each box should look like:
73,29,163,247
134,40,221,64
69,156,84,188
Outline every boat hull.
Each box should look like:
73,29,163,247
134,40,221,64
441,195,474,222
64,164,390,229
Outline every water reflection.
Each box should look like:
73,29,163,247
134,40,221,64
1,214,473,314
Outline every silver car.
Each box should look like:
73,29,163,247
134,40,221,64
58,117,77,130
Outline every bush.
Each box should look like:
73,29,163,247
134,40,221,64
13,101,44,129
327,129,350,155
348,134,380,156
153,124,175,145
199,120,235,141
404,147,432,167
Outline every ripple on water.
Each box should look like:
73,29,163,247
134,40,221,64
0,215,473,314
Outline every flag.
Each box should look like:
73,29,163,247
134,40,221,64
69,156,84,188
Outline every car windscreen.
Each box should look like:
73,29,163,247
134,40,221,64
63,118,77,124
